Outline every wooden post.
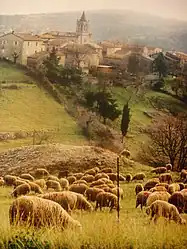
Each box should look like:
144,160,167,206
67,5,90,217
117,156,120,222
33,130,36,146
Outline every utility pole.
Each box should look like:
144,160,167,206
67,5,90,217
117,156,120,222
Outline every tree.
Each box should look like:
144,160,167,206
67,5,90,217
127,53,140,75
147,114,187,171
12,52,19,64
121,103,131,143
153,52,167,78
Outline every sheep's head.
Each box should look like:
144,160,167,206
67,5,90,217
146,207,151,216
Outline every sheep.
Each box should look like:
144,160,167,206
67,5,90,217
111,187,124,200
126,174,132,183
107,183,116,189
146,200,186,224
136,191,151,209
46,180,62,192
0,179,5,186
33,179,46,189
149,186,167,193
73,173,84,180
47,175,60,182
67,176,76,185
11,183,31,198
101,178,113,185
74,180,88,185
146,191,171,207
180,169,187,181
181,192,187,213
107,173,125,182
100,168,113,174
168,192,185,213
159,173,172,184
4,175,17,186
85,187,104,202
95,192,118,212
135,184,144,195
13,179,26,188
178,183,185,191
95,173,109,181
90,179,105,187
151,167,167,174
9,196,82,230
119,149,131,158
168,183,180,195
59,178,69,190
144,179,160,191
28,182,43,194
20,174,34,182
74,193,93,211
166,164,172,171
96,185,111,192
69,183,88,195
35,168,49,178
58,170,69,179
93,167,100,173
155,183,169,191
84,169,96,176
81,175,95,183
132,173,146,181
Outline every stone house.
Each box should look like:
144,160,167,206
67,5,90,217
0,31,45,65
142,46,162,57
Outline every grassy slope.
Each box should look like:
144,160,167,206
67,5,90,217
0,165,186,249
0,62,86,151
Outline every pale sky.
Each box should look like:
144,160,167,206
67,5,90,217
1,0,187,21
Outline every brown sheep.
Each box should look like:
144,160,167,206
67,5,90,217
28,182,43,194
95,173,109,181
132,173,146,181
67,176,76,185
151,167,167,174
47,175,60,182
155,183,169,191
0,179,5,186
58,170,69,179
74,193,93,211
9,196,82,230
166,164,172,171
168,183,180,195
73,173,84,180
178,183,185,191
100,168,113,174
35,168,49,178
181,192,187,213
168,192,185,213
4,175,17,186
126,174,132,183
180,169,187,181
144,179,160,191
149,186,167,193
101,178,113,185
74,180,88,185
85,188,104,202
84,169,96,176
111,187,124,200
107,173,125,182
93,167,100,173
119,149,131,158
135,184,144,195
46,180,62,191
146,191,171,207
81,175,95,183
13,179,26,188
20,174,34,182
146,200,186,224
11,183,31,198
59,178,69,190
69,183,88,195
33,179,46,189
95,192,118,212
90,179,105,187
136,191,151,209
159,173,172,184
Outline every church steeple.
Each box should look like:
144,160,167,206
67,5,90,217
76,11,91,44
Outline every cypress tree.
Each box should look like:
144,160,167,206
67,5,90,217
121,103,131,143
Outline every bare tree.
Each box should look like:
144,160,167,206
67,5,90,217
12,52,19,64
147,114,187,171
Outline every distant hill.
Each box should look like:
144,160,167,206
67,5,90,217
0,10,187,52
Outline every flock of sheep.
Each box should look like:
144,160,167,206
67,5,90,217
0,159,187,231
135,164,187,225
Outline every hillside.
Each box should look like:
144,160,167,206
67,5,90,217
0,62,86,151
0,10,187,52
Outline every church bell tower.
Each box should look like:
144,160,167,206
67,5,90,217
76,11,92,44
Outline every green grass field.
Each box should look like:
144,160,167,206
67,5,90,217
0,167,186,249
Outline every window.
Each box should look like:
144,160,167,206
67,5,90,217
14,41,18,46
36,42,38,46
28,42,30,46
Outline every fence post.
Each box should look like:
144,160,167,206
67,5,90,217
117,156,120,222
33,129,36,146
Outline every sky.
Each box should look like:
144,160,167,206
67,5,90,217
1,0,187,21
